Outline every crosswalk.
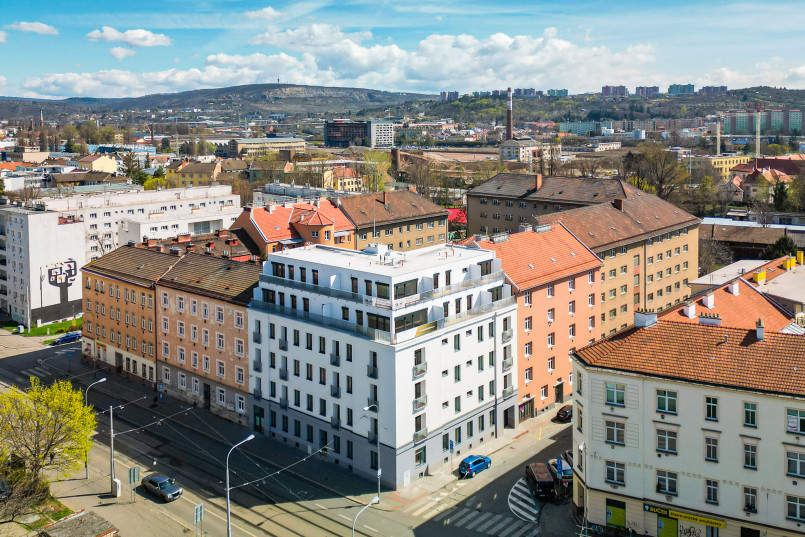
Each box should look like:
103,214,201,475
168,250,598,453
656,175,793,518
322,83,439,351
508,478,540,521
19,366,54,382
431,507,540,536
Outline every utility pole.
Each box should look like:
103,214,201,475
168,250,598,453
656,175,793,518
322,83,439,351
109,405,116,495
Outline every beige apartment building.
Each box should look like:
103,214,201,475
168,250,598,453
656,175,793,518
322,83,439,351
543,194,700,336
155,254,261,425
466,174,642,236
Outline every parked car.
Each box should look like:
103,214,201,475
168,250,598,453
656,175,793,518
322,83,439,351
554,404,573,423
141,474,183,502
458,455,492,477
524,462,554,498
50,332,81,345
559,449,573,470
548,458,573,485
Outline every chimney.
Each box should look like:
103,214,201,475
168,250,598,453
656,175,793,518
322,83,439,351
535,173,543,191
698,312,722,326
218,229,228,239
702,292,715,309
682,300,696,319
753,269,766,285
506,87,513,140
177,233,191,243
383,191,389,205
634,308,657,328
756,318,764,341
798,251,804,265
728,280,740,295
613,198,624,211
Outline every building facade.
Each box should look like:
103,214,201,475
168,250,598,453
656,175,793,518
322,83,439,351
248,242,518,489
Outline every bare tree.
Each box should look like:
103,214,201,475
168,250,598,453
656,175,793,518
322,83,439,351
10,185,42,204
699,239,734,276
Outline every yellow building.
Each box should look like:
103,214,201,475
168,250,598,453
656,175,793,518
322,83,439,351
689,154,752,182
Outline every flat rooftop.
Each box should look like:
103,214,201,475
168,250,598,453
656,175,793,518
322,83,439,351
691,259,769,287
268,243,492,277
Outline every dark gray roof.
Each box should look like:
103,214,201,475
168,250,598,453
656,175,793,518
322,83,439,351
467,173,641,204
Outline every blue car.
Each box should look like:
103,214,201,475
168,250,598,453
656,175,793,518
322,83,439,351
459,455,492,477
50,332,81,345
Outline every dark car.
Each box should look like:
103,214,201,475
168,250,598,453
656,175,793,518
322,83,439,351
50,332,81,345
555,404,573,423
458,455,491,477
524,462,554,498
141,474,183,502
548,458,573,486
559,449,573,470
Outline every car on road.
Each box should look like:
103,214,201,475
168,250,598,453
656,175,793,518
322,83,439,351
141,474,183,502
458,455,491,477
559,449,573,470
554,404,573,423
524,462,554,498
50,332,81,345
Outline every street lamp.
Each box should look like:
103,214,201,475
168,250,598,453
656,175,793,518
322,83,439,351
226,433,254,537
84,377,106,479
363,404,380,502
352,495,379,537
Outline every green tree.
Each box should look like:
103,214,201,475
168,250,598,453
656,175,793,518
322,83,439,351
161,137,171,151
122,152,139,178
634,141,688,200
153,166,165,179
765,235,798,258
363,150,391,192
789,132,801,152
767,143,789,156
143,176,168,190
61,125,78,143
773,181,789,211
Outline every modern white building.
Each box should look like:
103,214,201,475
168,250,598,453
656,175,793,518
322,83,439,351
118,205,243,244
369,121,395,148
573,306,805,537
248,242,519,489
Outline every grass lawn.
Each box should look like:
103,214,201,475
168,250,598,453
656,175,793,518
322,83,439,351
20,496,73,531
0,318,82,337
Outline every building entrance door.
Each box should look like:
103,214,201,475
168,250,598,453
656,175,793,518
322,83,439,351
203,383,211,408
554,382,565,404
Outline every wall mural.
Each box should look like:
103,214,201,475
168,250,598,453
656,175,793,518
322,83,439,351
47,259,78,307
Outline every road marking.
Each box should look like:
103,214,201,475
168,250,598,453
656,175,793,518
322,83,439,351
508,478,539,522
363,525,378,533
315,503,327,510
488,517,512,535
411,503,436,517
464,511,494,530
499,521,532,537
509,522,541,537
476,513,504,533
452,509,480,528
338,513,351,521
178,494,258,537
433,507,464,523
21,369,42,378
32,367,51,376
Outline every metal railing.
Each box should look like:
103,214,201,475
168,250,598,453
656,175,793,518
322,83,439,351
330,353,340,367
279,338,288,350
279,367,288,380
367,365,378,379
502,358,513,371
330,385,341,398
413,428,428,443
413,395,428,412
413,362,427,378
252,331,262,343
366,399,378,411
279,397,288,408
502,386,515,398
502,328,513,343
253,387,262,399
252,359,262,373
330,417,340,429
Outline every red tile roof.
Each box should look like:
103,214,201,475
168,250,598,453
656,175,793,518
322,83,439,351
472,223,602,291
248,200,353,243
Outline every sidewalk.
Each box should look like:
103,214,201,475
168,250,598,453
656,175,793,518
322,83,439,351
540,499,579,537
0,330,52,359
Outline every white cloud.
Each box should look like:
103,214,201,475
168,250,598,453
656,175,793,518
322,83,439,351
86,26,171,47
110,47,137,61
7,21,58,35
0,76,6,89
0,31,6,43
249,23,372,48
245,6,284,20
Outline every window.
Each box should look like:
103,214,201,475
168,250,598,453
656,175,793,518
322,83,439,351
745,487,757,513
415,447,426,466
236,366,244,385
705,437,718,462
588,294,594,307
605,461,625,485
454,396,461,413
788,409,805,433
744,443,757,469
788,451,805,477
577,406,583,432
547,283,554,298
705,479,719,504
454,365,461,383
656,390,677,414
588,270,595,284
568,324,575,338
540,385,548,399
789,495,805,521
547,332,554,347
656,429,677,454
634,255,640,266
588,316,595,330
524,292,532,306
524,367,533,382
705,396,718,421
524,342,532,357
568,301,575,315
605,421,625,445
524,316,532,331
605,383,625,406
656,470,677,495
568,278,575,291
217,333,225,350
547,308,555,322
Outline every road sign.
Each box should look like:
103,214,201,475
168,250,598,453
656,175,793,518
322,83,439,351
377,468,382,479
449,440,454,452
128,466,140,485
194,503,205,523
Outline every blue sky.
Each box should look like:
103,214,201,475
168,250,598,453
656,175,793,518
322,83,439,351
3,0,805,99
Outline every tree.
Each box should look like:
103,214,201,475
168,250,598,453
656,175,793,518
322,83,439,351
699,239,733,276
765,235,798,258
789,133,801,152
231,178,254,205
406,158,436,198
143,176,168,190
122,152,139,178
0,378,96,514
161,137,171,151
767,143,789,156
773,181,789,211
363,150,391,192
634,141,688,200
10,185,42,204
695,176,716,214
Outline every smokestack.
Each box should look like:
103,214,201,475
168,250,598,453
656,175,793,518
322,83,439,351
506,87,513,140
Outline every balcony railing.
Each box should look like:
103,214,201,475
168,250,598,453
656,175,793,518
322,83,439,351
502,386,515,398
279,338,288,350
366,399,378,411
330,416,340,429
412,362,427,379
330,385,341,398
253,387,262,399
252,359,262,373
279,367,288,380
502,358,513,371
252,331,262,344
413,428,428,444
367,365,378,379
330,353,340,367
279,397,288,408
502,328,513,343
413,395,428,412
368,431,378,444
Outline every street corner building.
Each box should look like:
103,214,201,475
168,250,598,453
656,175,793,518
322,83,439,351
248,242,519,490
570,274,805,537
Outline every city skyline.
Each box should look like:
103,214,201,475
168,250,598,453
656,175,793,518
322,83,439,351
3,1,805,99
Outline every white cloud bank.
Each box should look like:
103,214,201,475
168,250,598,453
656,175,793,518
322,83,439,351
6,21,58,35
245,6,284,20
110,47,137,61
87,26,171,47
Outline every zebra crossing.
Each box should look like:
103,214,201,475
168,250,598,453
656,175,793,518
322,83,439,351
19,366,54,382
508,477,540,521
430,507,540,536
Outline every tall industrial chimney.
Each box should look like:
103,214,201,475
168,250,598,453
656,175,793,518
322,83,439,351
506,87,513,140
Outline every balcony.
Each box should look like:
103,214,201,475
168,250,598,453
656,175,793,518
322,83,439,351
413,428,428,444
252,359,262,373
279,338,288,350
412,395,428,412
330,416,341,429
368,431,378,444
412,362,427,379
330,385,341,398
252,331,262,344
502,358,513,371
501,328,513,343
367,365,378,379
330,353,340,367
366,399,378,411
0,273,6,282
502,386,515,398
253,386,262,399
279,367,288,380
279,397,288,409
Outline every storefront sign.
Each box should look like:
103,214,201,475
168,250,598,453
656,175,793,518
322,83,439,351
644,504,725,529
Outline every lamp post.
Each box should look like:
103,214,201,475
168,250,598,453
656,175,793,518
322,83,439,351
363,404,380,502
352,495,379,537
226,434,254,537
84,377,106,479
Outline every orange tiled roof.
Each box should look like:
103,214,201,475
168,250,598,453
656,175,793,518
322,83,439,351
660,278,792,331
249,200,353,243
291,207,335,227
473,224,602,291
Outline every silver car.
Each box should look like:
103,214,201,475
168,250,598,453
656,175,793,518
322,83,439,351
141,473,183,502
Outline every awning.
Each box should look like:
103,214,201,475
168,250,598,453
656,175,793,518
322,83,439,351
334,230,350,237
278,238,305,245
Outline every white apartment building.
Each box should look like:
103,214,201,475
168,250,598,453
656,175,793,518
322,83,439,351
0,185,240,326
369,121,395,148
248,242,518,489
573,310,805,537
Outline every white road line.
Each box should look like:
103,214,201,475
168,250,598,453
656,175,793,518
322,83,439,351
452,509,480,528
464,511,494,531
339,513,351,521
21,369,42,378
433,507,463,523
476,513,504,533
513,482,532,495
177,494,258,537
315,503,327,510
499,520,530,537
32,367,51,376
510,494,537,513
509,502,538,522
509,523,540,537
488,517,512,535
363,525,378,533
411,503,437,517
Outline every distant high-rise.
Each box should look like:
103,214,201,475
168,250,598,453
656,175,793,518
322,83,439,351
602,85,628,97
698,85,728,95
547,89,568,97
668,83,695,96
440,91,459,102
634,86,660,98
506,87,513,140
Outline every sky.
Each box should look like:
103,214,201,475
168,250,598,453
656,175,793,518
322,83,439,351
3,0,805,100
